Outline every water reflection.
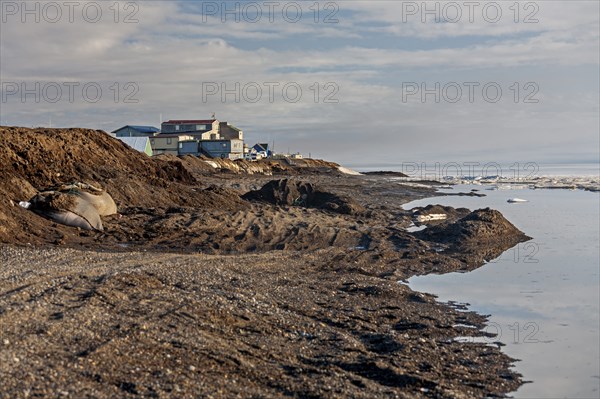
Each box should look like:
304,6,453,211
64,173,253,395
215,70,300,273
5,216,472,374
404,186,600,398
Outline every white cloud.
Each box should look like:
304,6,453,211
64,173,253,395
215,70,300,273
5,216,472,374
0,1,598,164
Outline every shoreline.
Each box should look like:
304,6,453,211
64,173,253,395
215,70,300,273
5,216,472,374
0,174,527,398
1,127,530,397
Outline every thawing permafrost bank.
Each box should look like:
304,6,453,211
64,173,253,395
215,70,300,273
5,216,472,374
337,166,362,175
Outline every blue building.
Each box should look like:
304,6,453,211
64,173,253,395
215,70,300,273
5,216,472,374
112,125,160,137
252,143,272,157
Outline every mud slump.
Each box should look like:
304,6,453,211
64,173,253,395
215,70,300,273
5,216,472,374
0,127,531,397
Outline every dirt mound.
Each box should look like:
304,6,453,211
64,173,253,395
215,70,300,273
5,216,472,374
416,208,531,247
411,204,470,222
175,155,344,176
242,178,365,215
0,127,245,244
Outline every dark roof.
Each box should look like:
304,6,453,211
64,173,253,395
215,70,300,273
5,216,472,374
112,125,160,134
163,120,217,125
253,143,269,151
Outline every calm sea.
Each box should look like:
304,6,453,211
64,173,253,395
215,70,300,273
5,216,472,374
347,162,599,178
403,186,599,399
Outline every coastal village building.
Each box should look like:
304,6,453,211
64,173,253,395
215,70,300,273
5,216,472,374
199,139,244,160
112,125,160,137
117,137,153,156
219,122,243,140
252,143,271,158
113,118,264,160
161,119,220,140
150,134,193,156
158,118,244,159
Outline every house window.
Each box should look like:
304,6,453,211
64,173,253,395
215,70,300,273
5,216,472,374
167,138,172,145
175,125,180,131
222,143,227,148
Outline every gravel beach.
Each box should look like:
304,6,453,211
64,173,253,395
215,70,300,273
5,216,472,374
1,244,522,398
0,127,530,398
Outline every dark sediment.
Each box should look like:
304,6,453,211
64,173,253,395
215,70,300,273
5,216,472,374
242,178,365,215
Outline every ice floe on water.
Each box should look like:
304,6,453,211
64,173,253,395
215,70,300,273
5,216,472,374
395,175,599,192
441,175,600,192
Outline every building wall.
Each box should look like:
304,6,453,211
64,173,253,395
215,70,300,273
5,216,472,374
178,140,199,155
219,122,243,140
150,135,192,155
143,142,153,157
200,139,244,160
117,137,154,156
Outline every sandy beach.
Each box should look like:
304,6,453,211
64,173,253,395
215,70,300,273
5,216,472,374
0,127,531,398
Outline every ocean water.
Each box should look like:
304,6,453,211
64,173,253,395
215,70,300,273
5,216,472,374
349,162,599,178
403,186,600,399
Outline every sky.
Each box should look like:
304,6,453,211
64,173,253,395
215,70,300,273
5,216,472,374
0,0,599,166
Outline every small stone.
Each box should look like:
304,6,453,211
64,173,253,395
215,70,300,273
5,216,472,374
188,365,196,371
3,339,9,345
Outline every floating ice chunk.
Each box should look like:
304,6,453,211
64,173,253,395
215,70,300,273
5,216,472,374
507,198,529,203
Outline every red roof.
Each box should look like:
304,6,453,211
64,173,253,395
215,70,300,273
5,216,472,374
163,119,216,124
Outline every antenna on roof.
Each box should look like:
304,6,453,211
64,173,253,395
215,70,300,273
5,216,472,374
160,113,163,124
212,112,216,119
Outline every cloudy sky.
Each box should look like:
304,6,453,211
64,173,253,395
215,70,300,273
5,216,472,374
1,1,598,166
